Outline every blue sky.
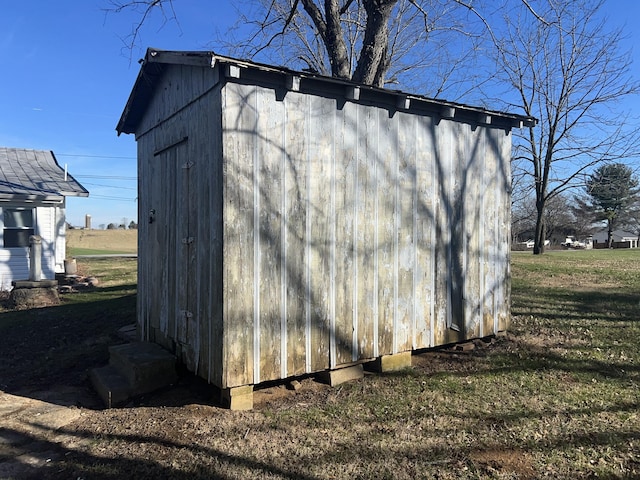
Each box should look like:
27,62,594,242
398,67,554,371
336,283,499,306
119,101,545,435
0,1,234,228
1,1,638,228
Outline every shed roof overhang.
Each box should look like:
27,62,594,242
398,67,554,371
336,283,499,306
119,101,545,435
117,48,537,135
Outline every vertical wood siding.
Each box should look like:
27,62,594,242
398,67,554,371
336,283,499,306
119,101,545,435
219,82,512,388
136,64,224,381
135,64,513,390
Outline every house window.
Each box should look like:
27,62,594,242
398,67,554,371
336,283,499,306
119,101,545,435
4,208,35,248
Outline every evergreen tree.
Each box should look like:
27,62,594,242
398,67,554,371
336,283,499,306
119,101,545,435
585,163,639,247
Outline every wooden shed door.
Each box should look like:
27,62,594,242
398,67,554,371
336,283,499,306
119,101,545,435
153,137,197,361
175,139,197,353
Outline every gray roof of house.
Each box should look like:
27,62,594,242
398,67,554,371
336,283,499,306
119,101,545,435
593,228,637,239
117,48,537,135
0,147,89,202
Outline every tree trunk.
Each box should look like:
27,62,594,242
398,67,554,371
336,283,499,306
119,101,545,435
533,196,546,255
322,0,351,79
299,0,351,79
352,0,397,86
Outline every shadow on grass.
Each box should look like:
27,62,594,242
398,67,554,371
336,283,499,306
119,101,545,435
0,285,137,406
3,409,639,480
1,424,321,480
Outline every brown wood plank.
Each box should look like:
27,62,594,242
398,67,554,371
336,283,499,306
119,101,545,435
222,83,256,387
463,125,482,340
204,87,225,385
376,107,395,357
482,128,498,336
396,112,416,352
497,129,512,332
258,87,283,383
355,105,376,360
432,119,451,347
413,116,435,349
284,92,308,377
333,103,356,366
308,94,332,372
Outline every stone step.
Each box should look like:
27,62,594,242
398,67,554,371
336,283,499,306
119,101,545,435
89,365,131,408
109,342,178,397
90,341,178,408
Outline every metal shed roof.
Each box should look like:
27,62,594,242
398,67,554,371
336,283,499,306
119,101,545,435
117,48,536,135
0,147,89,202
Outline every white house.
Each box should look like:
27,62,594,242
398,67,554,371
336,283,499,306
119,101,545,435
0,147,88,290
591,229,638,248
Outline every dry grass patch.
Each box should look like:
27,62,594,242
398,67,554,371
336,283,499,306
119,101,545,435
67,229,137,255
1,251,639,479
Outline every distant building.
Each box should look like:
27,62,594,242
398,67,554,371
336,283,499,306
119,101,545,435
0,147,88,289
591,229,638,248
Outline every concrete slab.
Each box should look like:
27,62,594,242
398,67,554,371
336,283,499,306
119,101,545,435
117,324,138,342
90,342,178,408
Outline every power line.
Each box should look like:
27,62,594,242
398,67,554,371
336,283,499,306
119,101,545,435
56,153,136,160
89,194,137,201
75,174,137,180
81,181,137,190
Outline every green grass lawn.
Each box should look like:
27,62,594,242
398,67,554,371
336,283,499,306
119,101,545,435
66,247,135,256
1,251,638,479
257,249,640,478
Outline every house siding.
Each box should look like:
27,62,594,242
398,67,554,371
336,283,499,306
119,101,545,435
0,204,62,290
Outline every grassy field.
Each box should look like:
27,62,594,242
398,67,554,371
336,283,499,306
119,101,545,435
0,249,638,479
66,228,137,256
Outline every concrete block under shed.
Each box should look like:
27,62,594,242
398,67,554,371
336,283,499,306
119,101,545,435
221,385,254,411
367,351,412,373
317,364,364,387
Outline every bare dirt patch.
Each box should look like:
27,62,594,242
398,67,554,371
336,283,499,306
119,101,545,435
470,448,536,479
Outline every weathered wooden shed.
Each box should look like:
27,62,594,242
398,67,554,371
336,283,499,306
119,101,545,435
117,49,534,407
0,147,88,290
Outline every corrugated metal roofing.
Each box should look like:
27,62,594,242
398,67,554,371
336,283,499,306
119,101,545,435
117,48,537,135
0,147,89,201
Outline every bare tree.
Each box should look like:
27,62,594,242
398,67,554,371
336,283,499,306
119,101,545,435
494,0,640,254
104,0,505,96
229,0,481,89
512,192,574,245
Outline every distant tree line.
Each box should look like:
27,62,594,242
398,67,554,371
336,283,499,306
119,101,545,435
105,220,138,230
68,220,138,230
513,163,639,248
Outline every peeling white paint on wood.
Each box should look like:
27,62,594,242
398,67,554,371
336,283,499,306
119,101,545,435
125,53,525,391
